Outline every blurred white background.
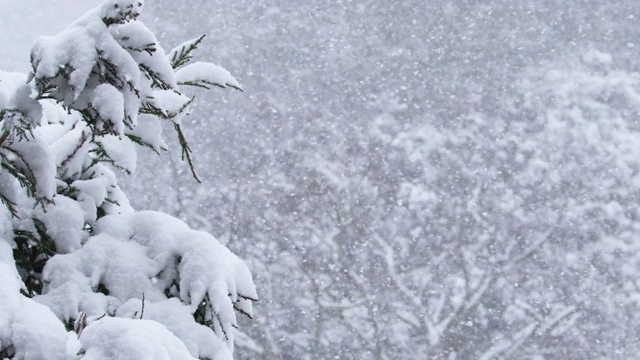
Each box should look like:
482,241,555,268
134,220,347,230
1,0,106,72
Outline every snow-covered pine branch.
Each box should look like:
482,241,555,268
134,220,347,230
176,62,243,91
0,1,255,359
168,34,206,70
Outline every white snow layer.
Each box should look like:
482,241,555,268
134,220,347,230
37,211,256,358
116,298,233,360
79,317,197,360
176,61,242,90
0,242,71,360
91,84,125,136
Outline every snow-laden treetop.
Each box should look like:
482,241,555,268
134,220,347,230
0,1,255,359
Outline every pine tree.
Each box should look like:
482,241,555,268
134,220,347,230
0,1,256,359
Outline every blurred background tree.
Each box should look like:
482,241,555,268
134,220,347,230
100,0,640,358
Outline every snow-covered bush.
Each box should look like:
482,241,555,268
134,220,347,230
0,1,256,359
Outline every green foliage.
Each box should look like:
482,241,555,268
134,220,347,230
125,133,163,154
173,122,201,183
0,108,43,217
0,143,51,216
177,79,243,92
170,34,206,69
93,51,133,91
0,108,35,143
90,141,131,175
140,63,172,90
13,218,57,297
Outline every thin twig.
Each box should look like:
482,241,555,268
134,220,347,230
140,292,145,319
173,123,201,183
60,130,89,170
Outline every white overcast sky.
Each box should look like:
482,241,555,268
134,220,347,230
0,0,103,72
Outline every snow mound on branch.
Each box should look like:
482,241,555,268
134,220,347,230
100,0,145,24
37,211,256,357
9,135,56,200
91,84,125,136
97,134,138,173
79,317,196,360
0,71,43,125
176,61,242,90
71,0,144,28
117,298,233,360
149,90,192,121
30,28,98,100
126,114,167,152
0,242,71,359
110,20,177,91
36,196,86,254
30,0,164,128
50,122,90,178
